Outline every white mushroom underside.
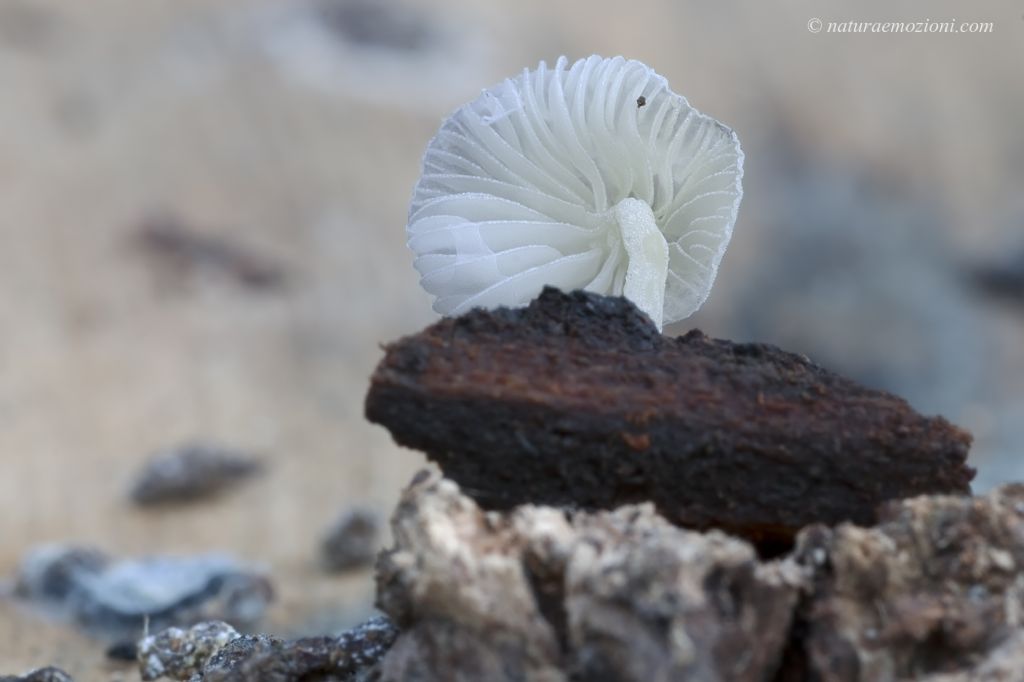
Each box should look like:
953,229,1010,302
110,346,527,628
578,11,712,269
408,55,744,328
615,197,668,330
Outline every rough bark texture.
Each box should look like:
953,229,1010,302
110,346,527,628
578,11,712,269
365,287,975,547
790,484,1024,681
374,471,804,682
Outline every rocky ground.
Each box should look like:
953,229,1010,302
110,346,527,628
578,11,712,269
10,288,1020,681
1,0,1022,679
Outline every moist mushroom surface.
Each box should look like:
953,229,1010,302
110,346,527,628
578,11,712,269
408,55,744,329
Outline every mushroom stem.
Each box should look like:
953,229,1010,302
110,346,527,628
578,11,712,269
614,198,669,330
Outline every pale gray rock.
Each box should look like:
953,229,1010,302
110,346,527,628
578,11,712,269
793,484,1024,681
374,472,804,682
13,545,272,639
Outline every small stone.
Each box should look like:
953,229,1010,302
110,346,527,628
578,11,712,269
138,621,240,681
129,442,263,506
12,545,108,602
320,507,380,572
190,634,283,681
968,247,1024,305
13,545,272,639
0,668,74,682
136,617,398,681
135,213,287,291
105,639,138,662
200,616,398,681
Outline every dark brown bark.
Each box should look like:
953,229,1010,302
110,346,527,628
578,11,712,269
366,288,974,548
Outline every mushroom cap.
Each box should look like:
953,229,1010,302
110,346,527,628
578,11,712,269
408,55,744,326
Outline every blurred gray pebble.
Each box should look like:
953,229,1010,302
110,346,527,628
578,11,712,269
13,545,273,639
129,442,264,506
0,668,74,682
320,507,381,573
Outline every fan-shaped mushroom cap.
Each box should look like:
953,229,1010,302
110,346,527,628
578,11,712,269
408,55,743,330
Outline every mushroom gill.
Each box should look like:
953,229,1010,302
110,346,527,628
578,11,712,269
408,55,744,330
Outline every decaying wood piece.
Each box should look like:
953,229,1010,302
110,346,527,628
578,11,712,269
366,288,974,547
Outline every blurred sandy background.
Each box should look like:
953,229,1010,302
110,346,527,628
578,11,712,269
1,0,1022,676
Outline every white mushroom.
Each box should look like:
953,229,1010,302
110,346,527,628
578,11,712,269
408,55,744,330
